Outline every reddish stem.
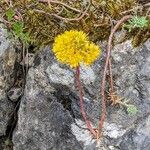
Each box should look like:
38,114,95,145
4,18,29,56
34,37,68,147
76,66,97,137
99,15,132,135
108,59,114,94
108,58,115,104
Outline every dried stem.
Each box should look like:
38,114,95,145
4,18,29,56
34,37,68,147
76,66,97,138
0,17,11,25
121,2,150,14
99,15,132,135
36,0,90,21
38,0,87,14
34,2,90,22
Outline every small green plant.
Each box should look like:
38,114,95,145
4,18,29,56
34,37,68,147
5,8,15,21
119,99,138,115
109,92,138,115
127,104,138,115
12,21,30,45
124,16,149,32
5,8,31,45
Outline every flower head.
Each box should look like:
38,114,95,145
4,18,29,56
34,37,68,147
52,30,100,68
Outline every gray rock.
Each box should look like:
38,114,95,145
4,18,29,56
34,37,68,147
0,25,20,136
7,87,23,102
13,48,101,150
13,39,150,150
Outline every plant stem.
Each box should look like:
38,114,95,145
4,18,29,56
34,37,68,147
99,15,132,135
108,58,115,103
75,66,97,137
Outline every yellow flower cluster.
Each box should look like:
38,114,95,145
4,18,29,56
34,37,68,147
52,30,101,68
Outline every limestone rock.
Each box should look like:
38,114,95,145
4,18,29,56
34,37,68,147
7,87,23,102
13,39,150,149
0,25,20,136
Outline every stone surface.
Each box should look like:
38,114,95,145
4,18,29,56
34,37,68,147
7,87,23,102
0,25,20,136
13,39,150,149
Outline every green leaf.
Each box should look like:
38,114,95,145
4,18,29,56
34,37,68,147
12,21,24,37
132,16,148,28
5,8,15,21
124,16,149,32
21,32,30,45
127,105,138,115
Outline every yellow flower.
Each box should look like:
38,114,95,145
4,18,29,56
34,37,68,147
52,30,101,68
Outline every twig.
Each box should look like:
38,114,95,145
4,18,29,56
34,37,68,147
34,2,90,22
0,17,11,25
14,9,23,21
94,22,108,27
4,0,13,7
121,2,150,14
22,42,26,75
99,15,132,136
4,0,9,6
73,3,90,21
76,66,97,138
38,0,88,15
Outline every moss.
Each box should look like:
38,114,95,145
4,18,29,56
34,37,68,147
132,28,150,47
96,0,137,18
0,0,149,50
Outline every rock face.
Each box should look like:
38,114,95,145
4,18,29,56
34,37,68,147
13,39,150,150
0,25,20,137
